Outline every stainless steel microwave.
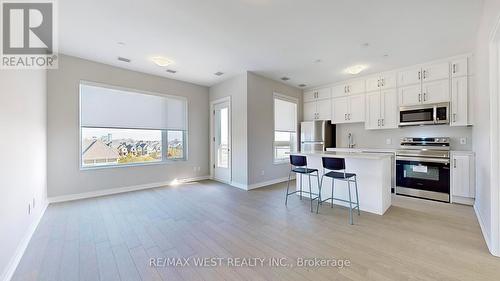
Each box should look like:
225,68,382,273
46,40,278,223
399,103,449,126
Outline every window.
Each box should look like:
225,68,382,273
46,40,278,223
273,94,297,163
79,82,187,168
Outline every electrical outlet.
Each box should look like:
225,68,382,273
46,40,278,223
460,137,467,145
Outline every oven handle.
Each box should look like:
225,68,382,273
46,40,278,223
396,156,450,164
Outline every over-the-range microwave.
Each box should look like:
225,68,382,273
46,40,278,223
399,103,449,126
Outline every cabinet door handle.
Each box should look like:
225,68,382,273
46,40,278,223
452,64,456,74
344,113,347,120
423,70,427,79
454,159,457,168
418,93,422,102
423,92,427,101
381,78,385,87
377,79,380,88
378,119,381,127
348,113,351,120
453,113,456,122
418,71,421,80
382,119,384,126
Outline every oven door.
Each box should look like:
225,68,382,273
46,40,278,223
396,157,450,202
399,106,435,126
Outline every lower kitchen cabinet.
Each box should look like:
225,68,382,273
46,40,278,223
451,151,475,205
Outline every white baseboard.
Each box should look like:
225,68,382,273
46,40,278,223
1,201,48,281
474,203,496,256
48,175,210,203
452,196,475,206
211,176,294,191
247,176,294,190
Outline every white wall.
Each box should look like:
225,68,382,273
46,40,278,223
336,123,473,151
209,73,248,186
473,0,500,256
47,55,209,198
247,72,302,186
0,70,47,281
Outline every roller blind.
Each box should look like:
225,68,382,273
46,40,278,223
80,83,187,130
274,97,297,132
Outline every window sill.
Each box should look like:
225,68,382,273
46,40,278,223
273,160,289,165
80,159,186,171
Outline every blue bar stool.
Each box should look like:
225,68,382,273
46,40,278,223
285,155,321,212
317,157,360,224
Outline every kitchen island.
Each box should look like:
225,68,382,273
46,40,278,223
290,151,392,215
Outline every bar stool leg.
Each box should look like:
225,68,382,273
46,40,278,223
348,180,353,225
316,174,323,214
354,176,360,215
299,174,303,200
308,173,313,212
285,170,291,206
331,179,335,208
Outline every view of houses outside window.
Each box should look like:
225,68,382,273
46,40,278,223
274,131,297,161
81,127,185,167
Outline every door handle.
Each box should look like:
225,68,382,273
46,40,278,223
453,64,456,74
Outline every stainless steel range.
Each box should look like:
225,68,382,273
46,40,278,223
396,137,451,202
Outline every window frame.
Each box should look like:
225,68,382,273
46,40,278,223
78,81,189,170
273,93,298,164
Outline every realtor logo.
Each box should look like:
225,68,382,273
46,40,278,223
1,0,58,69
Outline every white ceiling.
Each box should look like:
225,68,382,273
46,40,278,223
59,0,483,88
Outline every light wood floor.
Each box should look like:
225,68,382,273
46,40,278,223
12,180,500,281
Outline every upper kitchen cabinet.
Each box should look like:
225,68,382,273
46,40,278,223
331,94,365,124
332,79,365,97
451,58,468,78
303,87,331,102
366,72,396,92
397,67,421,86
303,87,332,121
398,84,422,106
365,89,398,130
422,79,450,104
422,62,450,82
451,76,469,126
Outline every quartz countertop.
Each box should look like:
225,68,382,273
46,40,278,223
291,150,393,160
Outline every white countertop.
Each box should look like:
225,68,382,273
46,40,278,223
327,147,397,154
291,150,393,160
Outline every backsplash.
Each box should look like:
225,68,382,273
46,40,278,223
336,123,473,151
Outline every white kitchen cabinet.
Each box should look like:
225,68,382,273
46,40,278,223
332,95,364,124
451,58,468,78
332,80,365,96
451,152,475,205
422,79,450,104
365,91,381,129
348,94,365,122
303,99,332,121
422,62,450,82
451,76,468,126
398,67,421,86
365,72,396,92
304,87,331,102
398,84,422,106
381,89,398,129
365,89,398,129
332,97,349,123
303,101,316,121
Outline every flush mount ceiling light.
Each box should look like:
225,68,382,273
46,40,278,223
344,65,368,75
151,56,174,67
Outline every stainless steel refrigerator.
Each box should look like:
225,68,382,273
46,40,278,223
300,120,335,152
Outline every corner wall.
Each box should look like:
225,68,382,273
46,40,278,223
47,55,210,199
0,69,48,281
247,72,302,186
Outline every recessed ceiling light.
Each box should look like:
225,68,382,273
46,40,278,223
117,57,131,63
344,65,368,75
151,56,174,67
166,69,177,74
214,72,224,76
298,84,307,87
281,77,290,81
117,42,126,46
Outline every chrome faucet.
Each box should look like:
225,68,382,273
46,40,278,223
348,133,355,148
